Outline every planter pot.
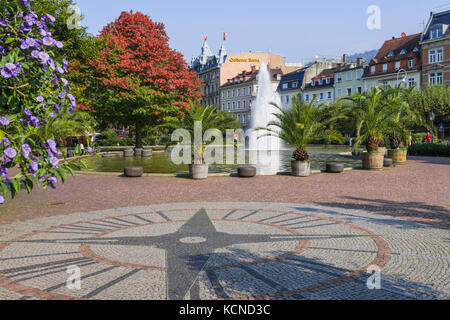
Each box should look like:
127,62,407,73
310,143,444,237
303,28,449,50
189,164,209,180
388,148,407,164
291,160,311,177
134,148,143,157
142,149,153,157
238,166,256,178
123,149,133,157
124,166,143,177
326,162,344,173
361,152,384,170
377,147,388,157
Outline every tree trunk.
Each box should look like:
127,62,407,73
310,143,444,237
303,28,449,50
135,123,143,149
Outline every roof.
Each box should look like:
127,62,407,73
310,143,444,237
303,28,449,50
221,67,283,88
421,9,450,42
371,33,421,63
304,68,336,90
277,68,307,91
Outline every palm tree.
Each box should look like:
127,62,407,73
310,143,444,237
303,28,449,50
343,87,402,152
256,95,344,161
162,102,237,164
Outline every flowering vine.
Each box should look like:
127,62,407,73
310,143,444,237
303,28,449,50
0,0,88,204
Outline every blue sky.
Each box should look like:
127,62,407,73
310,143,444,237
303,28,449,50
74,0,448,63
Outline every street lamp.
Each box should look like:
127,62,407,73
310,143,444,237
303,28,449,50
396,69,407,87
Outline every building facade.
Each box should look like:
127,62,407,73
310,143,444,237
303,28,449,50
303,68,336,104
191,36,300,109
420,9,450,87
363,33,422,90
277,61,342,109
220,66,283,130
334,59,366,99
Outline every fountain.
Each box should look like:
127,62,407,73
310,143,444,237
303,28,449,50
247,61,283,174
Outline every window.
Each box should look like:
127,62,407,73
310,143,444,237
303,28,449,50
430,24,443,40
408,59,414,68
413,47,419,53
347,71,352,81
357,86,362,94
337,75,342,83
356,69,363,79
243,88,246,96
237,101,241,109
400,49,407,55
237,88,241,96
382,81,389,88
227,102,230,110
242,114,246,123
437,48,444,62
429,48,443,63
408,78,416,87
227,91,230,98
371,66,376,74
286,95,290,104
305,94,309,102
311,79,316,86
249,87,252,94
232,90,235,97
395,61,400,70
242,100,246,109
222,103,225,110
347,88,352,96
327,91,332,99
237,114,241,122
282,83,288,89
387,51,394,57
292,81,298,88
337,88,342,97
382,64,388,72
326,77,330,84
429,72,443,85
232,102,235,110
319,78,323,85
320,93,324,100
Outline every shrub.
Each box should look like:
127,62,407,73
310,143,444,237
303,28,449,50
412,133,427,144
101,129,117,140
408,142,450,157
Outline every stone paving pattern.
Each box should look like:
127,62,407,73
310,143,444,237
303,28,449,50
0,156,448,300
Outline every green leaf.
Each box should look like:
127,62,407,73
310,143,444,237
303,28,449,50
0,182,8,197
24,179,33,194
65,165,75,177
5,38,15,44
58,167,67,183
10,179,20,199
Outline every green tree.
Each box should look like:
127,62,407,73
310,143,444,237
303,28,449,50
256,95,344,161
405,85,450,124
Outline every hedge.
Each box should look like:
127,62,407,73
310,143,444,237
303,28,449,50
408,142,450,157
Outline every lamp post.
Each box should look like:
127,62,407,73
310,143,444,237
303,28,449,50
396,68,407,87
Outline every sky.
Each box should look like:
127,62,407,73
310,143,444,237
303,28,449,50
74,0,449,63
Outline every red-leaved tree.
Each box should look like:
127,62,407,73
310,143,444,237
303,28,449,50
88,11,202,147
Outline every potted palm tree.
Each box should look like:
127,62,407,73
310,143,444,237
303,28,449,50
344,88,401,170
162,102,240,180
383,86,428,165
256,95,344,177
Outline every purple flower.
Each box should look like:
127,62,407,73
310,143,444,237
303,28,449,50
22,144,31,157
0,19,8,28
0,117,10,125
1,68,12,79
0,195,4,205
30,160,38,172
4,148,17,159
1,138,10,147
58,92,66,99
87,147,93,153
49,112,55,118
38,51,50,64
48,176,57,189
54,41,63,49
43,37,54,46
36,96,44,102
30,116,40,126
57,67,64,74
46,14,56,23
24,108,32,116
31,50,39,58
49,156,59,168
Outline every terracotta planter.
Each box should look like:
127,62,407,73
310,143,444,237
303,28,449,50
189,164,209,180
291,160,311,177
388,148,407,164
361,152,384,170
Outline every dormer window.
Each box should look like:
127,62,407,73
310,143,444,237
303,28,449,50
413,47,419,53
319,78,323,85
326,77,330,84
371,66,376,74
311,79,315,86
430,24,443,39
400,49,407,55
387,51,395,57
292,81,298,88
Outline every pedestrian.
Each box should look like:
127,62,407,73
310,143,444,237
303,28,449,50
425,132,432,143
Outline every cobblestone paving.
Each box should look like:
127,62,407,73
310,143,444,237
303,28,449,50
0,202,448,300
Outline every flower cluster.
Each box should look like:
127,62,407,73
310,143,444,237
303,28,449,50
0,0,87,204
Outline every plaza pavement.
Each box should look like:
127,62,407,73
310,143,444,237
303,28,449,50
0,156,448,300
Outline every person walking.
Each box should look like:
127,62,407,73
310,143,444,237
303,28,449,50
425,132,433,143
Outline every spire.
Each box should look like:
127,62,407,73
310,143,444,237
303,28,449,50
218,32,227,65
200,35,212,65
